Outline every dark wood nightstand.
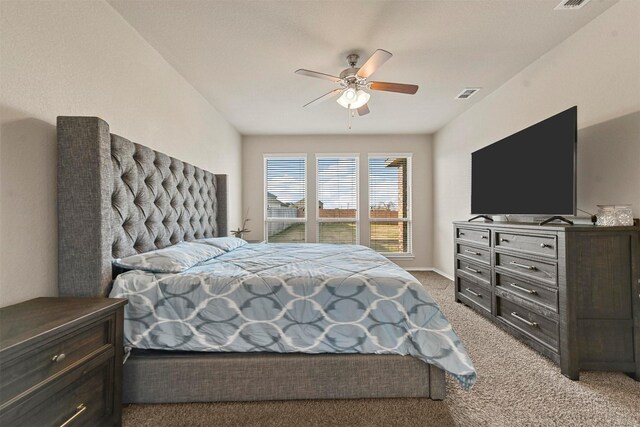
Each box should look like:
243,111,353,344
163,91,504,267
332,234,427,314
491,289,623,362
0,297,127,426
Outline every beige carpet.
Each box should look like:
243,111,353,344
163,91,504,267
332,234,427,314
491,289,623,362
123,272,640,427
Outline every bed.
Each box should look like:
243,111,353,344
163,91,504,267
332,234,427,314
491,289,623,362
57,116,475,403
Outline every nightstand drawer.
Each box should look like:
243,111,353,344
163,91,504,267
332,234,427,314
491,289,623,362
0,317,112,404
1,353,112,427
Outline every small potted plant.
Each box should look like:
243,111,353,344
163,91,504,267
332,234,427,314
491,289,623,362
231,210,250,239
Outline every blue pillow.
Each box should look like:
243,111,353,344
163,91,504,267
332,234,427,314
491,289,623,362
194,237,247,252
113,241,225,273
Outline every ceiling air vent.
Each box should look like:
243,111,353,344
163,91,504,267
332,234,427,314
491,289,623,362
456,88,480,100
554,0,591,10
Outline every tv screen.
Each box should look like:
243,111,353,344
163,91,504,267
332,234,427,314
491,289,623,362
471,106,576,216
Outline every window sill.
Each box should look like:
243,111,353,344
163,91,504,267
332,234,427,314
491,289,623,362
383,254,414,260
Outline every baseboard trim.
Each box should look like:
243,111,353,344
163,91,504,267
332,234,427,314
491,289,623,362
406,267,454,281
430,268,454,281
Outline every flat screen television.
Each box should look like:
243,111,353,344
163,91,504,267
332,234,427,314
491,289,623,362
471,106,577,216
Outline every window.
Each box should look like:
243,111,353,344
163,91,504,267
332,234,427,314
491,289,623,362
368,155,412,255
264,156,306,243
316,156,358,244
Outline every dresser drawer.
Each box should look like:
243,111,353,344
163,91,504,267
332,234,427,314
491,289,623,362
457,276,491,313
497,297,559,352
496,273,558,313
496,231,557,259
456,258,491,287
456,243,490,265
496,253,557,286
0,317,112,404
456,227,490,246
1,353,113,427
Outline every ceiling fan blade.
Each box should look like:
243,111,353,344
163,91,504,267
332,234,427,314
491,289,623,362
303,88,342,108
356,49,393,79
295,69,342,83
357,104,370,116
369,81,419,95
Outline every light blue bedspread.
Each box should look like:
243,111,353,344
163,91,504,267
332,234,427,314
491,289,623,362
109,243,477,389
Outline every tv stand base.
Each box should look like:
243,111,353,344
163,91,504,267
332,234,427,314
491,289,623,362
468,215,494,222
539,216,574,226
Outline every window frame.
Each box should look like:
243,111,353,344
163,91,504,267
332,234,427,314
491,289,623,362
315,154,360,245
263,154,308,243
367,153,413,257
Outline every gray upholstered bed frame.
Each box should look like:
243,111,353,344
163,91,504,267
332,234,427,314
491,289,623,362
57,116,446,403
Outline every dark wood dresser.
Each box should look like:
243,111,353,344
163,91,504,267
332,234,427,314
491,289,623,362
0,297,127,426
453,221,640,380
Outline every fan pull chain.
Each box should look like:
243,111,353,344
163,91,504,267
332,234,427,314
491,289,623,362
348,104,352,129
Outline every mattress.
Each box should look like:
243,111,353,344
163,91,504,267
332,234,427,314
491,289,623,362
109,243,476,389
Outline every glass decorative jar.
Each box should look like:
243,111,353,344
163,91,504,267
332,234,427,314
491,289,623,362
596,205,616,226
614,204,634,226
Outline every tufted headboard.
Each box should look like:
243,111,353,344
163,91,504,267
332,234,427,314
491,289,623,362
57,116,228,297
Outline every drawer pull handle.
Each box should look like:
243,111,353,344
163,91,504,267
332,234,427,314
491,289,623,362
464,249,481,256
509,261,537,271
500,238,508,243
509,283,537,295
459,232,465,236
481,235,488,239
540,243,552,248
465,266,481,274
52,353,66,363
466,288,482,298
60,404,86,427
510,312,538,328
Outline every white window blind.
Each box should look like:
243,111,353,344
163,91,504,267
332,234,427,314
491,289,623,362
264,156,306,243
316,156,358,244
368,155,412,255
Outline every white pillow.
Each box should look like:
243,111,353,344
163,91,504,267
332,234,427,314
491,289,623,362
194,237,248,252
113,241,225,273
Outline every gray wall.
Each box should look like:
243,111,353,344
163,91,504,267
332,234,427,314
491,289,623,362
577,112,640,211
432,1,640,277
0,1,242,307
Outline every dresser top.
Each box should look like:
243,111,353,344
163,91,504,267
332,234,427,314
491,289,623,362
0,297,127,352
454,221,640,232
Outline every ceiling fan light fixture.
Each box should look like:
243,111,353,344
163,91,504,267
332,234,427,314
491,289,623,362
345,87,356,100
296,49,418,121
337,88,370,109
336,87,356,107
354,90,370,109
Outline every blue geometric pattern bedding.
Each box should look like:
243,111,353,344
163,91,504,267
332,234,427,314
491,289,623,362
109,243,477,389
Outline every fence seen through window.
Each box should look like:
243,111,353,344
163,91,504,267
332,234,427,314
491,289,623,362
265,156,306,243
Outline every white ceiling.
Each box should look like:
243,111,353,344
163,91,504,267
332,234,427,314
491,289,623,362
108,0,616,135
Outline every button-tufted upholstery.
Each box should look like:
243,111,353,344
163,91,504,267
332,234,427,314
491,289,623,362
57,116,227,298
110,135,218,258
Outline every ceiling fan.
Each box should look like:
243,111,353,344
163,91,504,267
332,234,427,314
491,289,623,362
295,49,419,120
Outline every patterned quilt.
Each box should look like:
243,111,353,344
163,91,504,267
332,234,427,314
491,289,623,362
109,243,477,389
